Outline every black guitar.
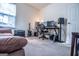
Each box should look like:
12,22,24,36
27,23,32,36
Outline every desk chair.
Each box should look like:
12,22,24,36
71,32,79,56
39,24,49,40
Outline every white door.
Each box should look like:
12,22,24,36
66,5,79,44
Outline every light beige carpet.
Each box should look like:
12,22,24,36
24,37,71,56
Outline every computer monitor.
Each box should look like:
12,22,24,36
42,21,56,27
42,22,47,27
47,21,56,27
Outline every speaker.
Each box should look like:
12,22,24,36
58,18,64,24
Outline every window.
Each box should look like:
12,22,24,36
0,3,16,28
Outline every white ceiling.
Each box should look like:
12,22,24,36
27,3,51,10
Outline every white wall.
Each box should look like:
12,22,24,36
41,3,79,44
16,3,42,36
15,3,79,44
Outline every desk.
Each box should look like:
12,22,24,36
43,27,60,41
45,27,59,35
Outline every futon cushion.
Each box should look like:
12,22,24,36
0,36,27,53
0,33,13,36
0,28,12,33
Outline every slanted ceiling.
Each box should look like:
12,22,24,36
26,3,51,10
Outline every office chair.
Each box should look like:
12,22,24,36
39,24,49,40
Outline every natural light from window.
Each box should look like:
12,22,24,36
0,3,16,28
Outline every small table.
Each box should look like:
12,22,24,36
14,30,25,37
